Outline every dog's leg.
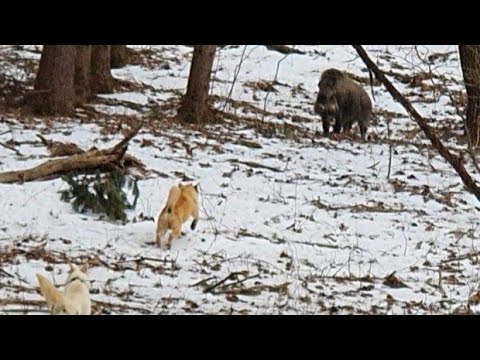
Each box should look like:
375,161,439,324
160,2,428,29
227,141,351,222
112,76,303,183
167,221,181,250
156,224,167,248
156,229,161,248
156,233,161,248
191,206,199,231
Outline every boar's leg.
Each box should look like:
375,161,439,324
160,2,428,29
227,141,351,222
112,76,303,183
322,115,331,137
333,117,342,134
359,122,368,141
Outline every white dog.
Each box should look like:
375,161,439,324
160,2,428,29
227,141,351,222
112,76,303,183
36,264,91,315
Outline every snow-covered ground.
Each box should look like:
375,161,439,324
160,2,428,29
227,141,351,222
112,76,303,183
0,45,479,315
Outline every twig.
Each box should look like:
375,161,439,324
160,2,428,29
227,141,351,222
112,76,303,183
211,253,286,274
262,50,292,122
237,228,342,249
203,272,242,293
209,46,222,97
112,122,143,154
21,185,51,206
36,134,51,146
0,141,22,155
387,116,393,180
229,159,282,173
220,273,261,290
119,256,175,264
441,251,480,263
190,276,217,288
200,188,222,253
312,199,419,214
223,45,248,112
286,239,342,250
402,232,409,256
0,268,15,278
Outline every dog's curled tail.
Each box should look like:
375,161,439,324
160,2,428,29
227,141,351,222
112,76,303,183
36,274,65,309
165,185,182,214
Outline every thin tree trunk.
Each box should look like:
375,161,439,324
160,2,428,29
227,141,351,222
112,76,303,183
74,45,92,104
178,45,217,124
29,45,76,116
459,45,480,147
90,45,114,94
353,45,480,202
110,45,129,69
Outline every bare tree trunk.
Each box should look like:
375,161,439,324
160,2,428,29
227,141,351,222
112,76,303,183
459,45,480,147
110,45,129,69
90,45,114,94
178,45,217,124
353,45,480,202
29,45,76,116
74,45,92,104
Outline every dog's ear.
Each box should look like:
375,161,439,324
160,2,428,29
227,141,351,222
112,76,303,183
192,181,199,192
68,263,76,273
80,263,89,274
36,274,65,309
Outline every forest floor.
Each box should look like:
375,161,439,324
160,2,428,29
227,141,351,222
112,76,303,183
0,45,479,315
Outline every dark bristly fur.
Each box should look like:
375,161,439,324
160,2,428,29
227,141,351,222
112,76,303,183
314,68,372,140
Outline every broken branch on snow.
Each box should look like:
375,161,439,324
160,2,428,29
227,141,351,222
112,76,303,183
0,123,144,184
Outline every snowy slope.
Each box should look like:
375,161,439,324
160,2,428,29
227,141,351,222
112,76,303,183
0,45,479,315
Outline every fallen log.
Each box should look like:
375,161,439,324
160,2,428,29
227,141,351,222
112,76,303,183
36,132,146,174
264,45,305,55
0,123,143,184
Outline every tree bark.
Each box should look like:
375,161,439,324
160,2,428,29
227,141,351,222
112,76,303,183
459,45,480,146
353,45,480,202
30,45,76,116
110,45,129,69
178,45,217,124
90,45,114,94
74,45,92,104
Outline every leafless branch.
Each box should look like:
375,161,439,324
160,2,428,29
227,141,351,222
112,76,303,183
262,50,292,122
0,141,22,155
223,45,248,112
353,45,480,202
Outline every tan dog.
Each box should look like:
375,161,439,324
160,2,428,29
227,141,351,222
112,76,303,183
36,264,91,315
156,183,199,249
